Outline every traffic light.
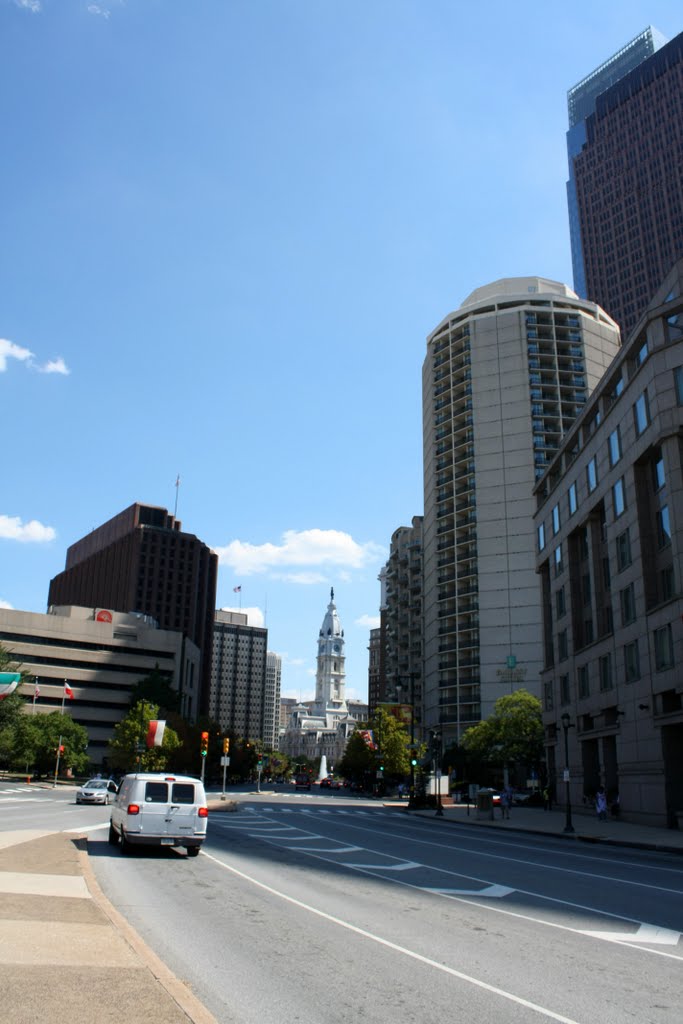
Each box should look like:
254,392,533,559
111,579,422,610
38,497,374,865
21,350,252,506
411,754,418,767
223,737,230,754
200,731,209,757
379,764,384,773
58,745,65,755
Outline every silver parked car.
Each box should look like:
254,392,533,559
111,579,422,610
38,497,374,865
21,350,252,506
76,778,119,805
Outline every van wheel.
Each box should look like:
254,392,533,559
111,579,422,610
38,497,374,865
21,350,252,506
187,847,200,857
108,822,118,846
119,831,131,854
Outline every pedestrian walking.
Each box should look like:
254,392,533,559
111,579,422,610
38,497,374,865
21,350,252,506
500,784,513,819
595,786,608,821
543,786,551,811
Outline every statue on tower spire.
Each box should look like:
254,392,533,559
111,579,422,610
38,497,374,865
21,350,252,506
331,587,334,601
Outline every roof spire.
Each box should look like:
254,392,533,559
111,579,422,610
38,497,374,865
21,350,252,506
330,586,334,601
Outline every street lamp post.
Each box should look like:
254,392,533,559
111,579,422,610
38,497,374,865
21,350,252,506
560,712,575,834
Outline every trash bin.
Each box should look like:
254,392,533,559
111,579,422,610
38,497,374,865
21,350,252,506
476,788,495,820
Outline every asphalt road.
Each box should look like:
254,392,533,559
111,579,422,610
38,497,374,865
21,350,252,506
3,783,682,1024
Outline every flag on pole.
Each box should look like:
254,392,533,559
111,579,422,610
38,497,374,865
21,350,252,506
233,585,241,593
146,720,166,748
64,681,75,700
34,683,40,698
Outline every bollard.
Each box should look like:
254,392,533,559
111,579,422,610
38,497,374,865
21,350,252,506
26,775,31,784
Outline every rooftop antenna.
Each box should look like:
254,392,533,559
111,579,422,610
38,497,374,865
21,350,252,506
173,474,180,519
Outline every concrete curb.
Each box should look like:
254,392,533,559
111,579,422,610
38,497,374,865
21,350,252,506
78,837,221,1024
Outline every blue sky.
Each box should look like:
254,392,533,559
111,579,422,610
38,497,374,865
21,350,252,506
2,0,681,702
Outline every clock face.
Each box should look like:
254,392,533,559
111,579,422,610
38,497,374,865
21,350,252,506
333,643,340,653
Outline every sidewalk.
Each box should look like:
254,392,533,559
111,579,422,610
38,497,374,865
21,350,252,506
404,800,683,854
0,829,219,1024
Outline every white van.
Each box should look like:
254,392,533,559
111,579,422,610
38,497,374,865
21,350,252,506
108,772,208,856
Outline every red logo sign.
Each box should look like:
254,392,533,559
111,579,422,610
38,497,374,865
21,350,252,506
96,610,113,623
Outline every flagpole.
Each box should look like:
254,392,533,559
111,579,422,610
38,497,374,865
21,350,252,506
174,474,180,519
61,680,66,715
32,678,38,714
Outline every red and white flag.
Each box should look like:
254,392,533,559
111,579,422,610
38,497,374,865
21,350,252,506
34,683,40,698
146,720,166,748
64,681,75,700
233,585,241,593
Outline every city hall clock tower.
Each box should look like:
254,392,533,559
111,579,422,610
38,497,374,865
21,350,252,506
314,588,347,713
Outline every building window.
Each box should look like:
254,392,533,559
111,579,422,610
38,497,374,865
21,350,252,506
543,681,553,711
598,654,613,691
568,482,578,516
554,545,563,577
577,664,589,699
552,504,561,535
608,427,622,467
674,366,683,405
616,529,632,572
560,674,571,706
558,629,568,661
556,586,566,619
538,523,546,551
620,583,636,626
587,457,598,493
661,565,675,602
612,477,626,519
658,506,672,548
654,624,674,670
624,640,640,682
634,391,650,436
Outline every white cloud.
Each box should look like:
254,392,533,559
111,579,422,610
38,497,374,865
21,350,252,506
0,338,33,372
87,3,110,17
214,528,385,577
15,0,41,12
38,357,70,375
0,338,70,376
355,613,381,629
218,605,265,627
0,514,56,543
0,599,14,609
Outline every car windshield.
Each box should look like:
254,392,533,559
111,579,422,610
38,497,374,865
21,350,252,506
84,780,108,789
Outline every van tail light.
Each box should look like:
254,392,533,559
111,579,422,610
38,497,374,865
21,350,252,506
127,804,140,815
198,807,209,818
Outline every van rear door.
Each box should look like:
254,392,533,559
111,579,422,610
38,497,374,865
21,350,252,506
139,779,204,841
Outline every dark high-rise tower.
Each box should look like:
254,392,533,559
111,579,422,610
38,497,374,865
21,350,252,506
567,27,683,337
48,503,218,717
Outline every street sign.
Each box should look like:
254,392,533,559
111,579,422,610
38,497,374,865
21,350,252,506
563,769,570,782
220,756,230,767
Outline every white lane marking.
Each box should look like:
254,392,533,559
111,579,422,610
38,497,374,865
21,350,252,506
581,924,681,945
202,850,584,1024
0,871,90,899
346,859,421,872
292,846,362,853
425,884,515,898
0,796,56,803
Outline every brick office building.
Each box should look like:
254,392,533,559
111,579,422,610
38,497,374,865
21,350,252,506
48,503,218,718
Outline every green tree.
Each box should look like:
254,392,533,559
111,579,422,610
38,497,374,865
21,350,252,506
1,711,89,775
372,706,411,777
461,690,543,781
337,731,374,781
0,642,32,734
107,701,181,772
